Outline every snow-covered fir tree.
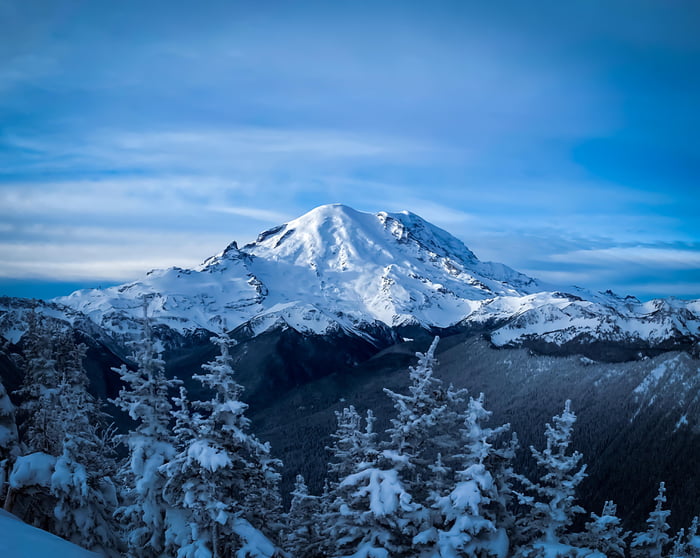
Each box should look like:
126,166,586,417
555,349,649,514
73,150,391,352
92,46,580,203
576,501,628,558
50,338,121,555
284,474,323,558
0,377,19,503
514,400,588,557
162,333,283,558
669,516,700,558
416,393,510,558
8,315,65,528
319,405,373,555
630,482,672,558
323,406,416,558
112,305,181,558
383,336,446,474
326,405,373,485
7,318,120,548
14,314,63,455
489,431,520,545
382,336,468,516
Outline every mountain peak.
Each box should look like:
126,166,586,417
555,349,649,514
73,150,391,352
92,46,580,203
239,204,480,271
53,204,546,338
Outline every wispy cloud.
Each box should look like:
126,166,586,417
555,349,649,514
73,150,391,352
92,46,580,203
2,127,440,177
208,205,294,223
0,228,234,281
549,246,700,269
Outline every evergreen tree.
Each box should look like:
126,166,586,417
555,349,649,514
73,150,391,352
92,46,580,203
489,432,520,544
417,393,510,558
326,405,376,488
381,335,468,537
9,314,63,528
112,305,180,558
15,314,63,455
0,378,19,503
669,517,700,558
514,400,588,557
320,406,378,556
630,482,672,558
383,337,446,475
50,339,121,555
323,407,416,558
284,474,323,558
162,334,283,558
577,501,628,558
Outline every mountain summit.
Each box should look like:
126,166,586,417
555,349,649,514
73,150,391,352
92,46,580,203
51,204,698,349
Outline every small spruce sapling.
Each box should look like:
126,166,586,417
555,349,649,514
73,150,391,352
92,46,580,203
630,482,672,558
578,501,628,557
284,474,322,558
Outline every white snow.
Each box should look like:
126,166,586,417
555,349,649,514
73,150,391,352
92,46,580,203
186,439,232,472
0,509,98,557
675,414,689,430
341,467,413,517
633,358,676,395
9,452,56,489
232,517,277,558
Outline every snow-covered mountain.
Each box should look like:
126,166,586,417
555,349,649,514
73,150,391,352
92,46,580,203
4,204,699,350
51,205,540,339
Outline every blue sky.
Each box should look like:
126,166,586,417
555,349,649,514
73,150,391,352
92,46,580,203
1,0,699,300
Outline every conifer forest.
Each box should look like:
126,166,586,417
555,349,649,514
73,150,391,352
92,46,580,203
1,314,698,558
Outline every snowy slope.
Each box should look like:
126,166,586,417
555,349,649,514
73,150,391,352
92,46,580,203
15,203,698,348
0,509,98,557
0,296,108,345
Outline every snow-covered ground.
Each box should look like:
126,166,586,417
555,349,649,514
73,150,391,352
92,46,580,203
0,509,98,557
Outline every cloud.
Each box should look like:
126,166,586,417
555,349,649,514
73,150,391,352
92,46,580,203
208,205,294,223
549,246,700,269
0,228,234,281
2,127,441,180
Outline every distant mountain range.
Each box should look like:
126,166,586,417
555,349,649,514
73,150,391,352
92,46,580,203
2,204,698,354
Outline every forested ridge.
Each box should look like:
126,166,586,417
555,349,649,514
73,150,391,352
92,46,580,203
0,314,698,557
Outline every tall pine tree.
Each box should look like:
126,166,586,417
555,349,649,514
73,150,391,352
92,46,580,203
284,474,323,558
322,406,417,558
15,314,63,455
0,378,19,504
50,338,121,555
514,400,588,557
112,304,180,558
162,334,283,558
417,393,511,558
